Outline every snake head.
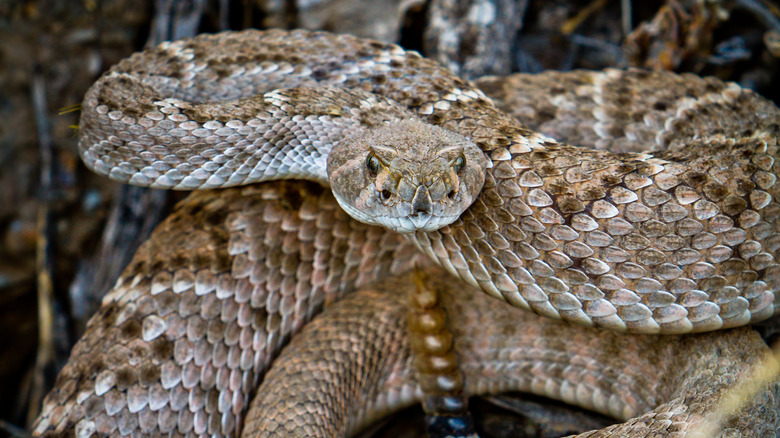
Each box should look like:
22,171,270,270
327,119,487,233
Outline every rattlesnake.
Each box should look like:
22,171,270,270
33,29,780,436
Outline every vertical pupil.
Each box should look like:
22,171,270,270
454,156,465,174
367,155,380,175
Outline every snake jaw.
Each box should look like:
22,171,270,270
327,118,486,233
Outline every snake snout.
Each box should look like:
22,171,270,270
411,185,432,215
409,185,433,229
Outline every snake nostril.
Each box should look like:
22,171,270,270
380,190,392,201
447,190,456,199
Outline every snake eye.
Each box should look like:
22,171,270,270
366,154,381,176
453,155,466,174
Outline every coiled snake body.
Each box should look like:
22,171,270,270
33,29,780,436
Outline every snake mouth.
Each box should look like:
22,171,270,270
408,212,433,230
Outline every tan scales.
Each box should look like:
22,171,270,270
33,29,780,436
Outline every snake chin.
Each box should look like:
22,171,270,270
388,214,456,233
333,192,460,233
327,118,487,233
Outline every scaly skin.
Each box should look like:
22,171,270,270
244,270,780,437
77,29,780,333
33,182,425,436
33,29,780,436
32,183,780,437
